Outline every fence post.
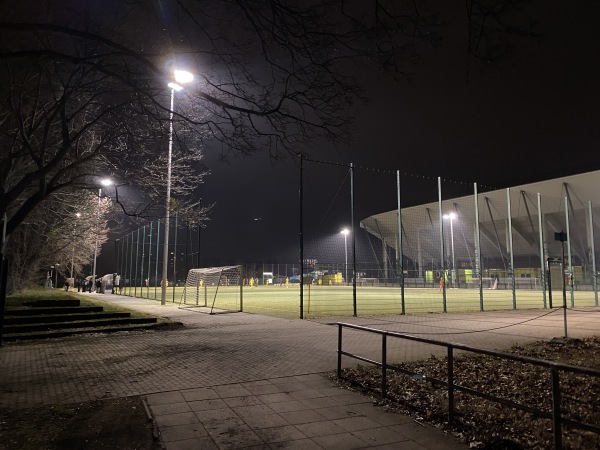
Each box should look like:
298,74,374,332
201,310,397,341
397,171,405,315
382,333,387,398
565,197,574,308
507,188,516,309
474,183,483,311
337,324,343,378
438,178,447,313
448,347,454,424
551,367,562,450
538,194,547,308
589,201,598,306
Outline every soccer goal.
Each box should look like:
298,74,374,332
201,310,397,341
180,265,243,314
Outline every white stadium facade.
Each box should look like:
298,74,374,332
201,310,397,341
360,170,600,306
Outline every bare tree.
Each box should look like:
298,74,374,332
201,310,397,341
6,190,113,290
0,0,533,249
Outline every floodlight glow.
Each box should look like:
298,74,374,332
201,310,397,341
167,82,183,91
174,70,194,84
443,213,456,220
341,228,349,235
101,178,113,186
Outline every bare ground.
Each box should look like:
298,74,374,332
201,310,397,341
0,396,161,450
332,336,600,450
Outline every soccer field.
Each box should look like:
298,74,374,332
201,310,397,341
124,284,599,319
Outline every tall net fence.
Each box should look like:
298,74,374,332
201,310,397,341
112,159,600,319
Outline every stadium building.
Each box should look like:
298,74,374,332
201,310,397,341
360,170,600,302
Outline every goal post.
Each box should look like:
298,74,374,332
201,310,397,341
180,265,243,314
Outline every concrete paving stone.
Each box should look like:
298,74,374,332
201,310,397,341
244,383,285,395
352,426,410,446
279,409,328,425
181,387,220,401
146,391,186,406
254,425,308,443
267,400,311,413
313,387,349,397
346,404,413,426
270,380,312,392
297,396,341,409
188,398,229,412
214,384,254,398
294,420,347,438
150,401,192,416
332,416,382,432
312,431,369,450
195,407,241,428
242,413,291,430
223,395,265,408
203,416,248,436
163,436,218,450
328,392,373,406
257,392,297,404
294,374,327,382
289,389,326,401
159,423,209,442
367,443,427,450
233,404,278,418
313,405,362,421
243,380,276,387
209,425,264,448
154,411,200,428
268,438,324,449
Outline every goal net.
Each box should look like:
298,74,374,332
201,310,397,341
180,265,243,314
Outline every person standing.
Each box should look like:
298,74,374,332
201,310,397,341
113,274,120,294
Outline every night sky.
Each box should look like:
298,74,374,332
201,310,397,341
98,1,600,274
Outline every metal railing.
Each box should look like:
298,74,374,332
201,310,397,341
337,323,600,450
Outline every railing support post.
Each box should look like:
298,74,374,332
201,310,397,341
448,347,454,424
382,334,387,398
337,324,343,378
552,367,562,450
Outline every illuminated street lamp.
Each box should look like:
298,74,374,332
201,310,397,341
92,178,112,286
70,212,81,279
162,69,193,305
443,212,456,287
341,229,349,285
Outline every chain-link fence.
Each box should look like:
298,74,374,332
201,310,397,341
112,159,600,319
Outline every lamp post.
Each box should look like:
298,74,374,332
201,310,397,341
162,69,193,305
54,263,60,289
443,213,456,288
70,212,81,279
341,229,349,285
92,178,112,286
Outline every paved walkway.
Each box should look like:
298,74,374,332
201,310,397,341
2,293,599,449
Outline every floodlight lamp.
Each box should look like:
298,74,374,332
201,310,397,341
76,213,81,218
443,213,456,220
100,178,113,186
341,229,349,235
168,82,183,91
174,70,194,84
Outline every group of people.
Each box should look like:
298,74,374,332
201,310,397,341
63,273,124,294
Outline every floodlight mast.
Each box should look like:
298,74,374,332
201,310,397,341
161,70,193,305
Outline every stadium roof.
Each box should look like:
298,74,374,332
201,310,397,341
360,170,600,268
